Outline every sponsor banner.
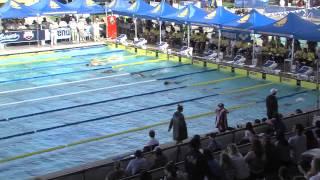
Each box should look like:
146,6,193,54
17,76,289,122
266,74,280,83
146,50,156,57
248,71,262,79
281,77,296,86
207,62,218,69
234,68,247,76
0,30,45,44
235,0,269,8
219,65,232,72
301,81,316,90
221,29,252,42
56,28,71,40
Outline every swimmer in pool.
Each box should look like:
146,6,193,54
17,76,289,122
130,72,146,78
86,59,107,66
163,79,189,85
102,69,116,74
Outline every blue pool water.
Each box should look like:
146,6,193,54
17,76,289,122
0,45,317,179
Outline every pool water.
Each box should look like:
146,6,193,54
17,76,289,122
0,45,316,179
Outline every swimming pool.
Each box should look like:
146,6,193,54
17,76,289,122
0,45,317,179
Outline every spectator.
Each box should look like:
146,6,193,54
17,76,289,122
215,103,229,132
296,109,303,114
151,147,168,169
184,138,208,180
313,120,320,135
278,166,291,180
206,133,222,152
126,150,149,175
288,124,307,163
315,129,320,145
220,153,236,180
266,88,278,119
275,134,292,167
299,158,320,180
203,149,225,180
244,139,265,179
143,130,159,152
240,122,257,144
163,161,185,180
106,161,126,180
263,136,280,178
254,119,261,125
168,104,188,144
305,130,319,149
140,171,152,180
268,113,286,136
226,144,250,180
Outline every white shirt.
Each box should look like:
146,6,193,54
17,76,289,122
229,153,250,179
244,130,255,142
69,21,77,30
288,134,307,162
146,138,159,147
310,172,320,180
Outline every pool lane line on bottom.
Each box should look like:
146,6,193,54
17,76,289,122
0,63,192,95
0,49,124,67
0,75,244,122
0,89,309,164
0,68,216,107
0,56,166,84
0,81,274,141
0,54,138,75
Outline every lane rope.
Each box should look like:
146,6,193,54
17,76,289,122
0,89,307,164
0,64,191,95
0,73,235,122
0,68,214,107
0,81,274,140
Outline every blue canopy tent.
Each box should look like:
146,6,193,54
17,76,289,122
27,0,76,15
221,9,275,64
115,0,153,39
254,13,320,68
139,0,177,21
0,0,38,18
162,4,208,47
223,9,275,30
65,0,104,14
199,6,239,27
106,0,130,15
138,0,178,43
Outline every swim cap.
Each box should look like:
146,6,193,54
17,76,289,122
164,81,169,85
270,88,278,94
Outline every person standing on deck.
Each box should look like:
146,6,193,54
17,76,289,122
215,103,229,132
168,104,188,144
266,88,278,119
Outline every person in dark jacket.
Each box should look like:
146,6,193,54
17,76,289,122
266,88,278,119
168,104,188,144
215,103,229,132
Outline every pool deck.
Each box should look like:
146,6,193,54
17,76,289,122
0,41,107,56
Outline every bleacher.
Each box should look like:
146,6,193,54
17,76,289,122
37,109,319,180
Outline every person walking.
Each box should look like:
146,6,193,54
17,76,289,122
168,104,188,144
266,88,278,119
215,103,228,132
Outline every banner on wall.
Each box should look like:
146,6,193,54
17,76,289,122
106,15,117,39
56,28,71,40
0,30,45,44
221,30,252,42
235,0,269,8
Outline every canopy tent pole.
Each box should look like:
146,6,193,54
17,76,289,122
317,56,319,112
104,3,108,39
37,15,40,47
291,37,295,69
251,31,255,65
187,24,190,47
134,17,137,39
159,21,162,44
218,28,221,61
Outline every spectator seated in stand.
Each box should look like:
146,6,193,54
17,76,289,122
288,123,307,164
206,133,222,152
126,150,149,176
151,147,168,169
105,161,126,180
226,144,250,180
305,130,319,150
143,130,159,152
240,122,257,144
